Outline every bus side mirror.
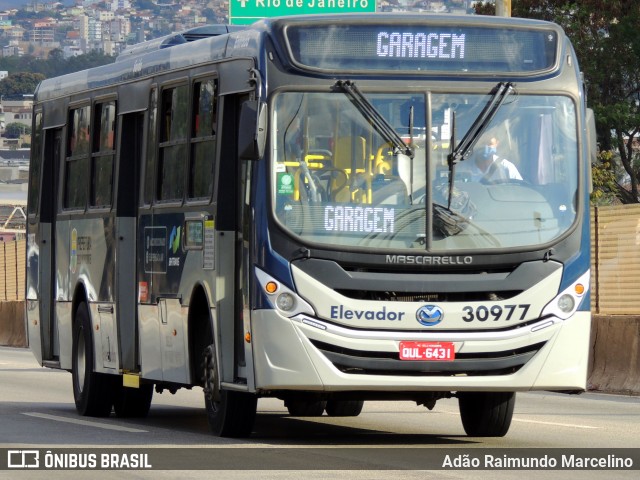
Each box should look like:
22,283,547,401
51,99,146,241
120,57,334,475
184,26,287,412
238,100,267,161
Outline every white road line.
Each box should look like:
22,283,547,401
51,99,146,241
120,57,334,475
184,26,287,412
513,418,598,429
439,409,598,429
22,412,148,433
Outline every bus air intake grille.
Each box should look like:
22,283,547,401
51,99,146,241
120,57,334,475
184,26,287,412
309,340,546,377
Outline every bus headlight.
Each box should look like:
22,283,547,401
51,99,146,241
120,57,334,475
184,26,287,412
255,267,315,317
541,270,590,320
557,294,575,313
276,292,295,312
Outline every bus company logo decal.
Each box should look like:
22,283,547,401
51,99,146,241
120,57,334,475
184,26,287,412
416,305,444,326
169,226,181,254
330,305,405,321
386,255,473,265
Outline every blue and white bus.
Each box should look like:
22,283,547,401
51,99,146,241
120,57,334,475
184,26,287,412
26,15,594,437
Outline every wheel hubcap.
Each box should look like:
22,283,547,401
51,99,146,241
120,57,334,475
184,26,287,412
202,346,220,403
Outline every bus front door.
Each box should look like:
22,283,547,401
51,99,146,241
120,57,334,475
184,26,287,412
115,112,143,372
32,128,62,364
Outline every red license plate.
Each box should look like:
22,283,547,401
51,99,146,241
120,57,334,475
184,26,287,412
399,341,455,361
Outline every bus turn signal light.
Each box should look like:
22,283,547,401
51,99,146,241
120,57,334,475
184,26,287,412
265,281,278,294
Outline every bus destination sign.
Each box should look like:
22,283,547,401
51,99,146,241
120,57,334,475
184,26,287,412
285,24,559,74
376,31,466,59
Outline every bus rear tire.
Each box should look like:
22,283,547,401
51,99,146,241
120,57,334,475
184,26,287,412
202,345,257,437
72,301,114,417
325,400,364,417
113,383,153,418
458,391,515,437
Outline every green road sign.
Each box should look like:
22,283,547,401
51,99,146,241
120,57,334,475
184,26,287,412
229,0,376,25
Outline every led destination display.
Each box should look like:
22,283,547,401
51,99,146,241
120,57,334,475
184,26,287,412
285,23,559,73
376,31,466,59
281,204,424,237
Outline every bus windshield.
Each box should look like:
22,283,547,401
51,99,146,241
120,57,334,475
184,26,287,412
271,90,578,252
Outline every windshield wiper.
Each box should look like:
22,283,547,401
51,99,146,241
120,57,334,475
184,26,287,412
334,80,414,160
446,82,514,207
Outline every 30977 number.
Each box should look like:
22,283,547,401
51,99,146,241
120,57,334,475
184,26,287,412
461,304,530,322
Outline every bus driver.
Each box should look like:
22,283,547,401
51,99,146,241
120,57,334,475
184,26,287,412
457,137,522,182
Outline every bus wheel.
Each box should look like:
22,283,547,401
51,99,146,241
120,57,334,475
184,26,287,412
325,400,364,417
458,391,515,437
285,399,327,416
202,345,257,437
113,383,153,418
71,301,114,417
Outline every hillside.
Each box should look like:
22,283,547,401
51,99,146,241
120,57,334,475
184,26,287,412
0,0,74,10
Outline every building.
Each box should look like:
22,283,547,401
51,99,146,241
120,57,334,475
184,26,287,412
0,97,33,147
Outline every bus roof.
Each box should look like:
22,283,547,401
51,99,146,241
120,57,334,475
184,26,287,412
34,13,567,103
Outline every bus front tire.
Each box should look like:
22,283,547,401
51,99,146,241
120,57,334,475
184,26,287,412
202,345,257,437
458,391,515,437
71,301,114,417
325,400,364,417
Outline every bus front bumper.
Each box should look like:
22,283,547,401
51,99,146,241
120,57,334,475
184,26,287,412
250,309,590,393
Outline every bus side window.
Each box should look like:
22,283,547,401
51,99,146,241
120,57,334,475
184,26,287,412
158,85,188,201
64,106,91,209
90,100,116,207
143,88,158,205
189,77,218,199
27,112,43,216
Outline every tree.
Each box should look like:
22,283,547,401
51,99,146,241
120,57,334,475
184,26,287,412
47,48,64,63
509,1,640,203
202,8,217,23
472,1,495,15
4,122,31,139
0,50,116,80
0,72,45,99
591,151,620,205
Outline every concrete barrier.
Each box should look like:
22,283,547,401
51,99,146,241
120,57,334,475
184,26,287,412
0,301,26,348
588,315,640,395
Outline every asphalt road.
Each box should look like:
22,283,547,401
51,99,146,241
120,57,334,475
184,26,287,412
1,346,638,479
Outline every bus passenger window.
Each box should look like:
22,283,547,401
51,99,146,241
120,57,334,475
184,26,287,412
192,78,217,138
68,106,90,157
27,112,43,215
90,101,116,207
189,78,217,199
143,88,158,205
64,106,91,209
158,85,188,201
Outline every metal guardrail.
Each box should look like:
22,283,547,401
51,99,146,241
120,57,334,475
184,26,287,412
0,204,26,233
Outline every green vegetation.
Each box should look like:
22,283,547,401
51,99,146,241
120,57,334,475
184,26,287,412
4,122,32,139
474,2,640,203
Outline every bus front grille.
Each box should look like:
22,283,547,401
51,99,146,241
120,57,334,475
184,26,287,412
309,340,546,377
